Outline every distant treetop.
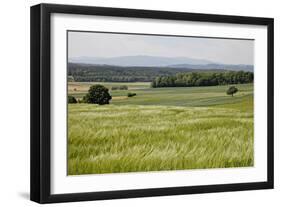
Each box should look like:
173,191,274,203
151,71,253,88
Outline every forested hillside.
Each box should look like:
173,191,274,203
68,63,251,82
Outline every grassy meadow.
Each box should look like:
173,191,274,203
68,82,254,175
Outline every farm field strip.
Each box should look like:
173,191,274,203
68,82,253,174
68,82,253,107
68,102,253,175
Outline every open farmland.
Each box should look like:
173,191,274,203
68,82,254,175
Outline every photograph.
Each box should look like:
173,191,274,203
30,3,274,203
67,31,254,175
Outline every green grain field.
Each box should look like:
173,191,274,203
68,82,254,175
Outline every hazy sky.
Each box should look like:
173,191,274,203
68,31,254,65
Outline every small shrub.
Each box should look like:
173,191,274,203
127,92,136,97
111,86,118,90
68,95,77,104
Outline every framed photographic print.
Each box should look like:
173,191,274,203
30,3,274,203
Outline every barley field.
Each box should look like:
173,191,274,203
68,83,254,175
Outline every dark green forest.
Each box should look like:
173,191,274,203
68,63,253,87
151,71,253,88
68,63,228,82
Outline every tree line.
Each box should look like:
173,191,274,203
68,63,235,82
151,71,253,88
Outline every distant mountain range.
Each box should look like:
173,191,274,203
69,55,253,72
169,63,253,72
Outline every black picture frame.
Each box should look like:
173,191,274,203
30,3,274,204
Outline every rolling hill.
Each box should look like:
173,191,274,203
68,56,253,82
68,63,233,82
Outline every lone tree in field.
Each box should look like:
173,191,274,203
226,86,238,97
83,84,112,105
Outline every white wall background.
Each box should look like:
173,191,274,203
0,0,279,206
